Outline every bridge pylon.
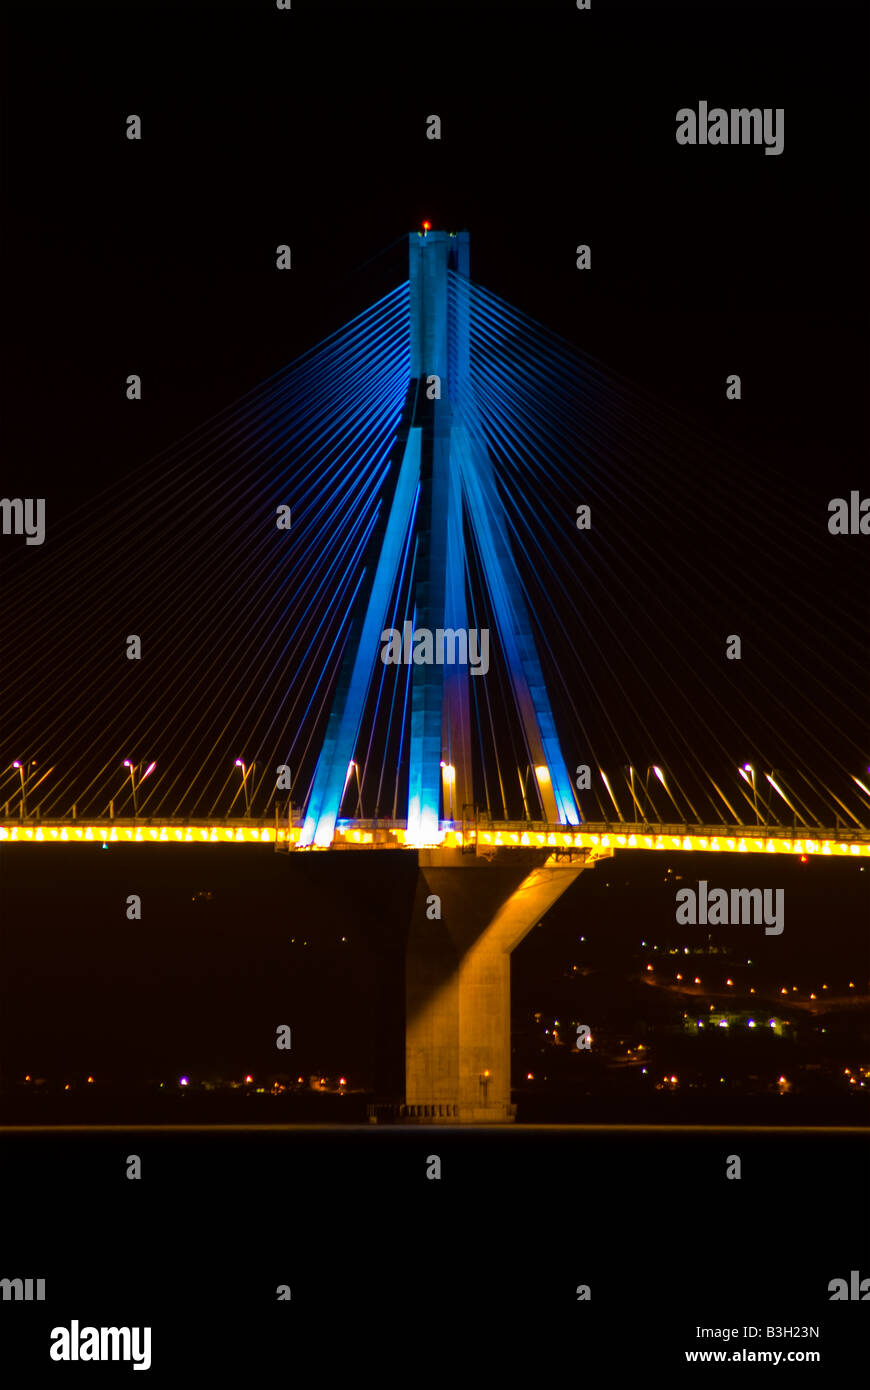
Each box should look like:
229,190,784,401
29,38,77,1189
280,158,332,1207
299,228,580,850
403,847,591,1122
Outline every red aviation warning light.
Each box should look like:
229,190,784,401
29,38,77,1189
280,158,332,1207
422,220,431,234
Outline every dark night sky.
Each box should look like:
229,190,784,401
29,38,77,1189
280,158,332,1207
2,0,868,489
1,0,868,1084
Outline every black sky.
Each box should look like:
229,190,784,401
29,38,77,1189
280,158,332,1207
2,0,867,500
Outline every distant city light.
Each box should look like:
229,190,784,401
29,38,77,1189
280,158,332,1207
244,1075,253,1084
179,1076,189,1086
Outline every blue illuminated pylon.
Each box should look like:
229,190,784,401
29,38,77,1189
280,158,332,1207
299,229,579,847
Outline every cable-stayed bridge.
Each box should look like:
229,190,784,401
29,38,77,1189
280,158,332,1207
3,228,867,1121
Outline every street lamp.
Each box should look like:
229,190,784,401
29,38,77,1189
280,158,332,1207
652,765,683,819
440,761,456,821
123,761,138,816
599,768,624,823
12,761,26,818
625,765,645,822
738,763,759,824
123,760,155,818
12,760,36,819
235,759,253,816
764,771,804,826
343,760,361,818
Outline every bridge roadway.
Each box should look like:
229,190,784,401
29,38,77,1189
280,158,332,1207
2,817,869,858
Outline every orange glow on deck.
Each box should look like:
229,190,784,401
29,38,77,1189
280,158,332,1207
0,821,867,858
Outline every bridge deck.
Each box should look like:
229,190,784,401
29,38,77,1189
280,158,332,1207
2,819,868,857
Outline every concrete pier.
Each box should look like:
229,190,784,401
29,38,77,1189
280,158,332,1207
404,847,590,1121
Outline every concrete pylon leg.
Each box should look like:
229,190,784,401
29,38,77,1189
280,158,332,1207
404,848,589,1122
